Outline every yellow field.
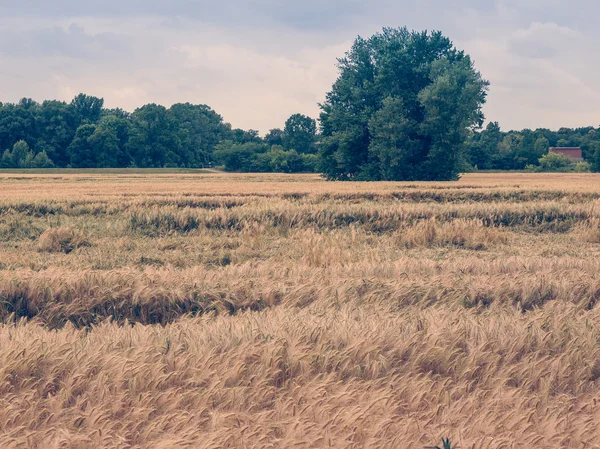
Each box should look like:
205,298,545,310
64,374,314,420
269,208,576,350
2,171,600,448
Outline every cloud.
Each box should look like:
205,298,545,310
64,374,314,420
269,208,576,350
508,22,582,59
0,23,131,60
0,0,365,31
0,1,599,132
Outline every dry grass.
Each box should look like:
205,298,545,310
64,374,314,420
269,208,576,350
2,172,600,447
37,226,92,253
395,218,509,249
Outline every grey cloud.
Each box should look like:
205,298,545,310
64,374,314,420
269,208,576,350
0,0,364,30
0,23,132,60
1,1,600,132
507,22,582,60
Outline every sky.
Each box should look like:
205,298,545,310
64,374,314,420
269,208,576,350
0,1,599,134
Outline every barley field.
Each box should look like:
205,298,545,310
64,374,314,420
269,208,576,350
2,171,600,448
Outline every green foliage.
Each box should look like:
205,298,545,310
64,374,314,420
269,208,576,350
430,437,457,449
527,152,575,172
575,161,591,172
68,124,97,167
31,150,55,168
213,142,265,172
590,142,600,173
264,128,284,147
467,126,599,170
256,147,304,173
0,94,319,172
2,81,599,175
283,114,317,154
11,140,30,167
128,104,181,168
169,103,232,167
319,27,488,181
0,94,235,170
36,100,78,167
0,149,11,168
214,143,318,173
93,115,131,167
71,94,104,125
231,129,262,145
300,153,319,172
0,140,55,168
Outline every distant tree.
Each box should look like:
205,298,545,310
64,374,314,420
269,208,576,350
11,140,31,167
94,115,132,167
31,150,54,168
19,98,37,110
301,153,319,172
0,149,10,168
87,122,122,168
169,103,232,167
534,137,550,157
512,129,541,167
231,129,262,145
68,124,97,167
590,142,600,173
213,141,268,172
71,94,104,125
283,114,317,154
0,100,38,154
261,146,305,173
319,27,488,180
0,140,53,168
264,128,285,147
128,104,180,167
497,133,526,169
101,107,130,120
466,121,501,170
580,129,599,160
35,100,78,167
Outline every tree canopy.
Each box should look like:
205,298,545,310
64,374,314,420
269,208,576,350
0,95,320,172
283,114,317,154
318,27,489,181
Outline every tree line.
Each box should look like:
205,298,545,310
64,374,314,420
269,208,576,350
2,27,599,178
0,95,319,172
465,122,600,172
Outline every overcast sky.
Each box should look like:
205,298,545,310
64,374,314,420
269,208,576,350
1,1,599,133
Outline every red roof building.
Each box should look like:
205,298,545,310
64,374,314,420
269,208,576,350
549,147,584,162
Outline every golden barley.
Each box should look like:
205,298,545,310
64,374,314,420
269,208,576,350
0,172,600,448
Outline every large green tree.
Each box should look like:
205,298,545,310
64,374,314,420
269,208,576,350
318,27,488,181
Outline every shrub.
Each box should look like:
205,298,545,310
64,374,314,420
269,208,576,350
534,152,575,172
574,161,591,172
37,226,92,253
0,141,55,168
